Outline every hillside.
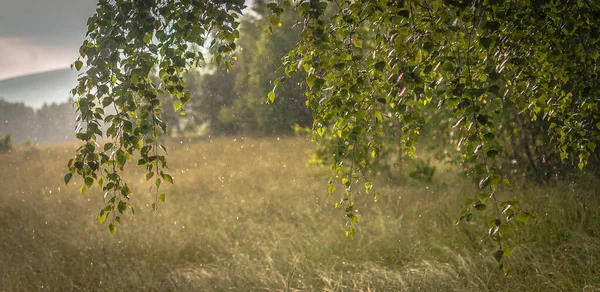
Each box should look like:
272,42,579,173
0,69,78,109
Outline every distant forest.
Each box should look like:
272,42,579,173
0,99,77,145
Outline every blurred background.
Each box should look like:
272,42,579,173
0,1,599,291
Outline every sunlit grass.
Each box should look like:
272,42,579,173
0,137,598,291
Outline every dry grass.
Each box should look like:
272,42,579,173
0,136,599,291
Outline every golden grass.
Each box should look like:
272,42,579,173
0,136,599,291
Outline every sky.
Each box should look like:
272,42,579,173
0,0,98,81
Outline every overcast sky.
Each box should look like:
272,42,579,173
0,0,98,80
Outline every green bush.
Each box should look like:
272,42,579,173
408,158,436,183
0,134,12,153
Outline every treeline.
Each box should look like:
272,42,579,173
0,99,77,146
159,2,311,136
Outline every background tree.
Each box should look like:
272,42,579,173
35,102,78,143
0,99,36,145
0,99,77,145
230,6,311,134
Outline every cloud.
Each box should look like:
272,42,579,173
0,0,97,80
0,0,97,40
0,37,79,80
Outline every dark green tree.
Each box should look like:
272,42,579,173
234,6,311,134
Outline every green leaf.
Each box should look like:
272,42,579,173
485,21,501,31
74,60,83,71
490,175,502,191
269,15,280,26
464,198,474,206
345,227,356,237
328,184,335,195
483,132,495,140
97,212,107,224
499,224,510,234
347,213,360,223
373,61,386,71
85,177,94,189
268,91,275,103
493,250,504,262
342,177,349,186
373,191,380,202
480,37,492,49
158,193,166,202
163,174,174,184
116,154,126,169
313,78,325,91
317,127,325,137
475,203,487,211
374,111,384,123
518,213,530,224
488,218,502,227
364,182,372,194
587,142,597,152
486,149,499,158
146,172,154,181
173,100,183,112
560,152,568,160
306,74,316,89
477,193,489,202
109,223,117,234
64,173,73,185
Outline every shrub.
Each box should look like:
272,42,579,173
0,134,12,153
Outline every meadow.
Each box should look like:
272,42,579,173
0,136,599,291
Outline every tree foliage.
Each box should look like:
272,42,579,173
189,3,312,134
272,0,599,266
68,0,600,266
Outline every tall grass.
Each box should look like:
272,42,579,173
0,137,598,291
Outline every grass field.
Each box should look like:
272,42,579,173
0,136,599,291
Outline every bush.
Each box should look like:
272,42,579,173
0,134,12,153
408,158,436,183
